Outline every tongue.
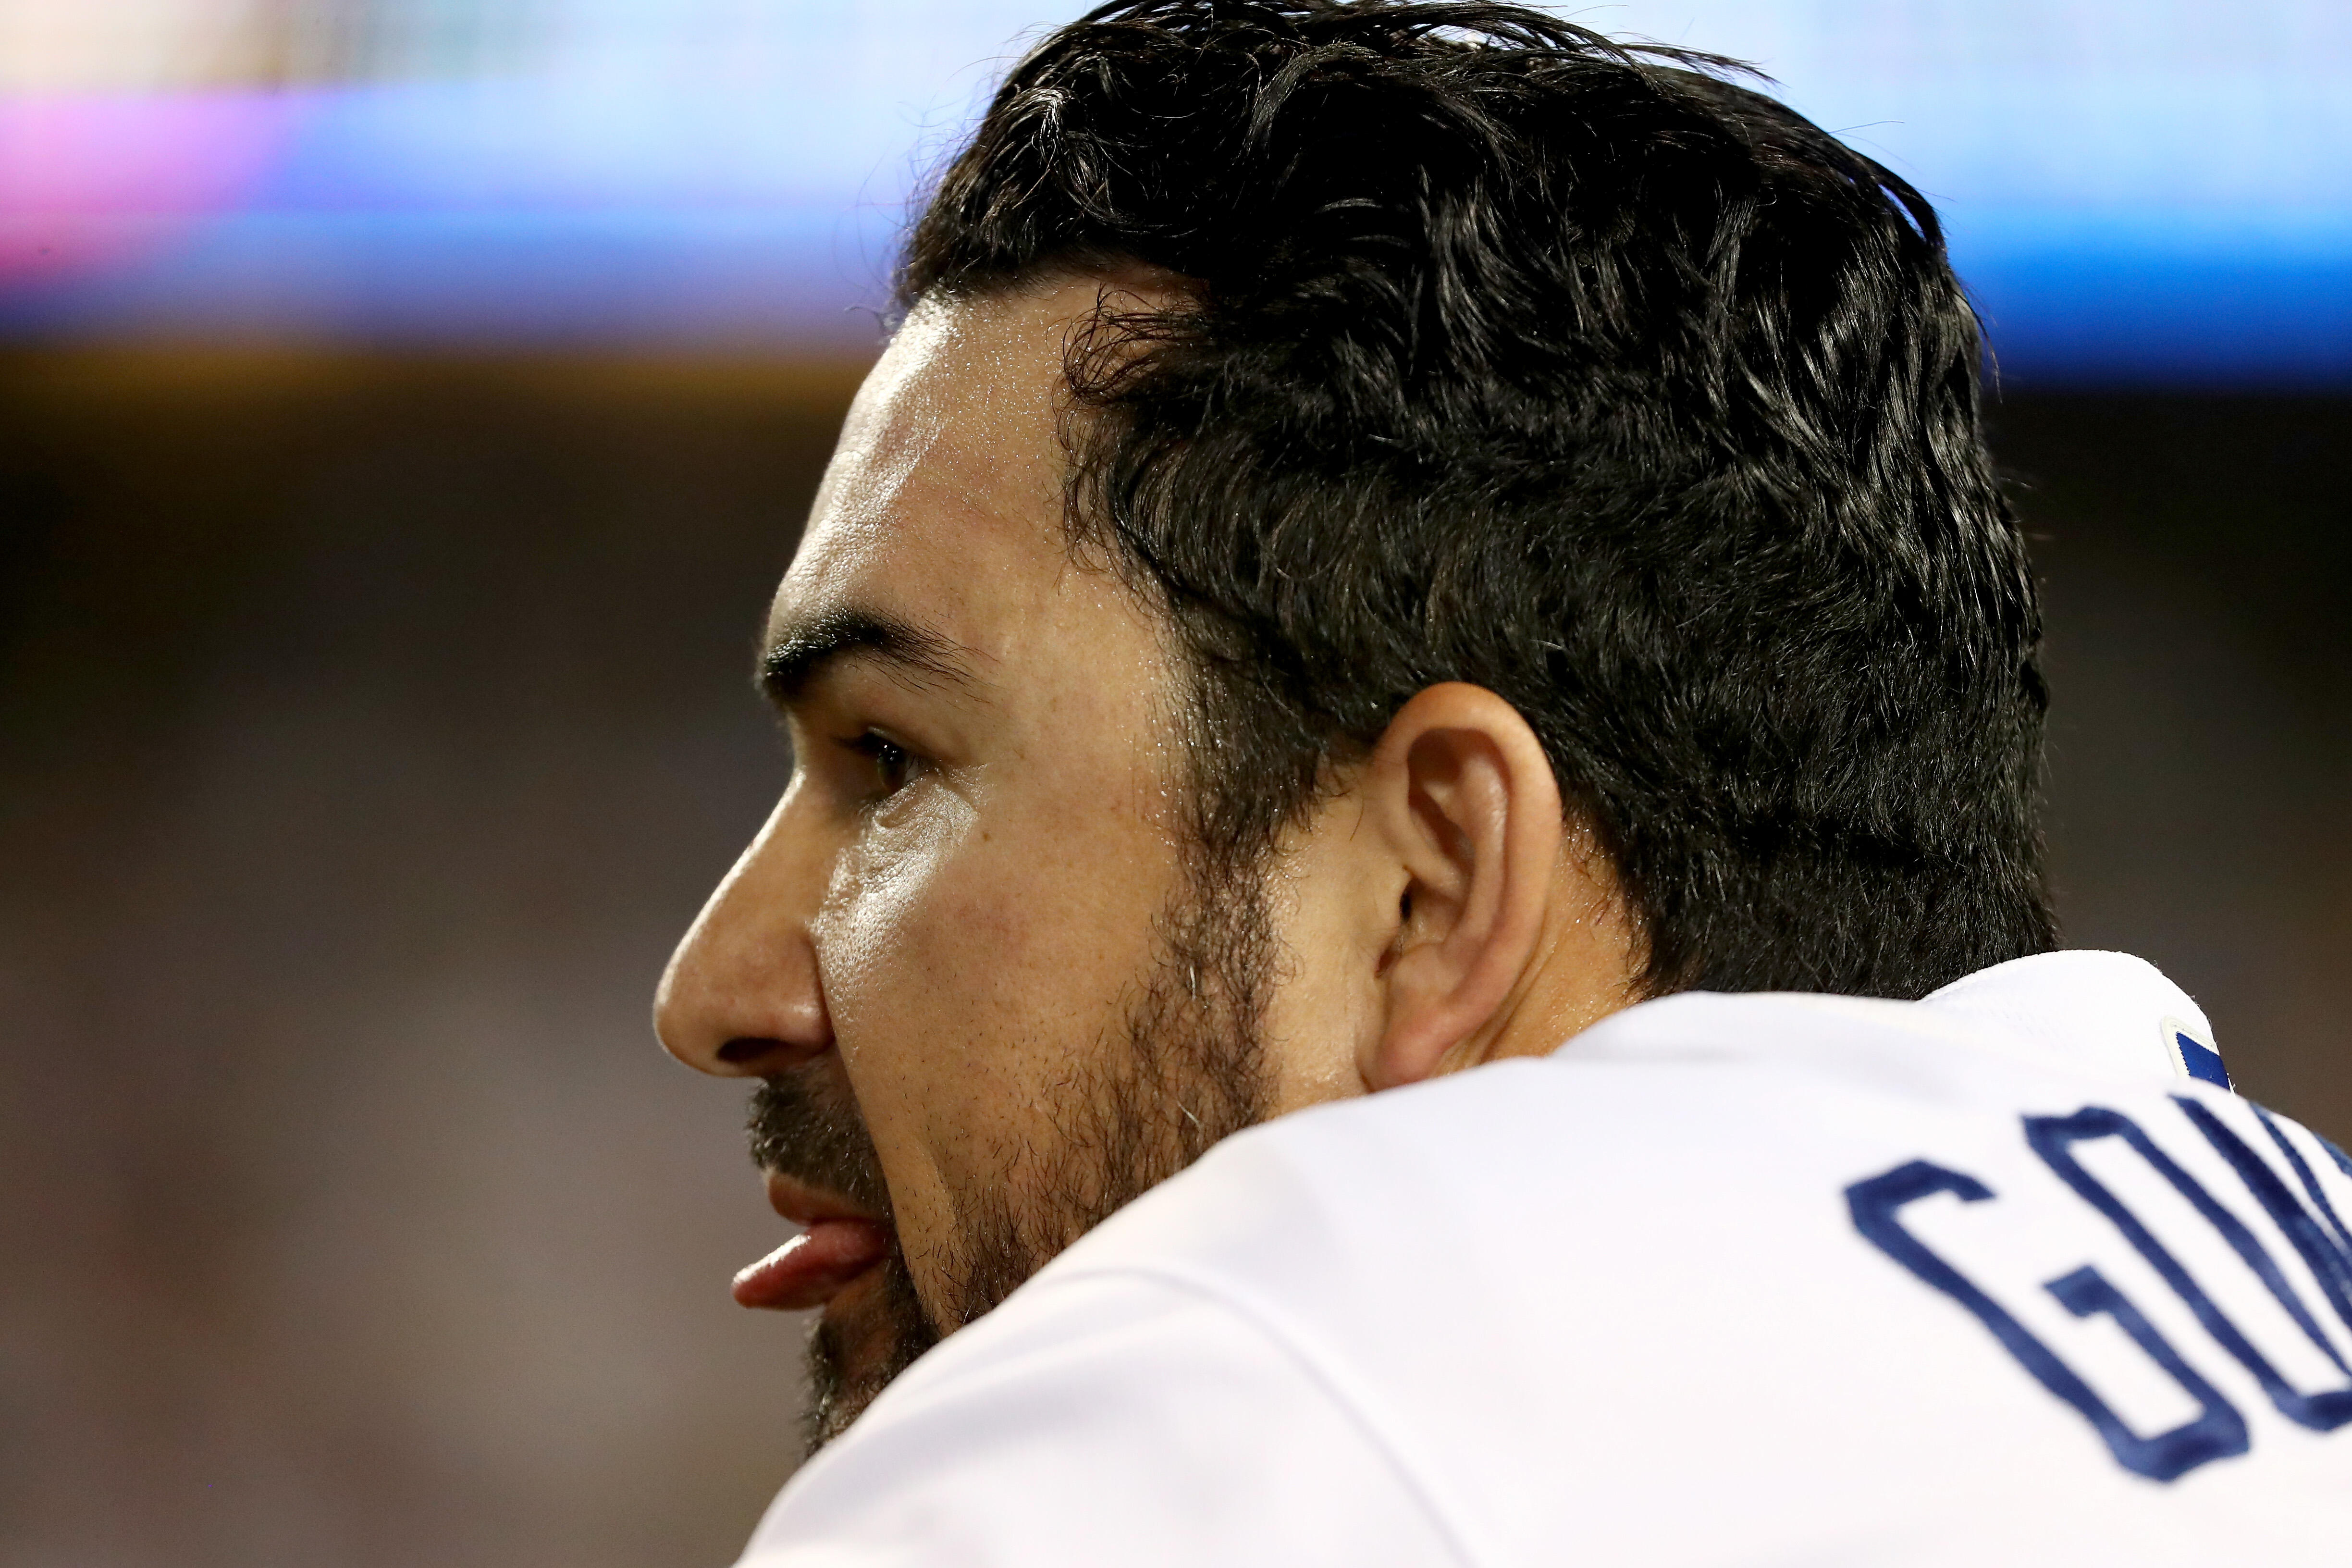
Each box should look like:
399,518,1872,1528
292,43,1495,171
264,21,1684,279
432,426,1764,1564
733,1219,893,1310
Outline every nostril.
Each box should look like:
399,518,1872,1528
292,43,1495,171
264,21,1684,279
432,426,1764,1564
716,1037,784,1066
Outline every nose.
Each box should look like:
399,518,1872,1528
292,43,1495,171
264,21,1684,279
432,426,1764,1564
654,794,832,1078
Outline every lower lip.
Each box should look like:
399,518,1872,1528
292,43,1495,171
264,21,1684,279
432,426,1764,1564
732,1217,893,1310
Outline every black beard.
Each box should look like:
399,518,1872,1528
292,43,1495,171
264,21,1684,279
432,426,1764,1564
743,1071,935,1453
797,1244,935,1456
747,843,1276,1458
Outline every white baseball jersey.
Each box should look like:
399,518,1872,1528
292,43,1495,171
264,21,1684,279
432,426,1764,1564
737,951,2352,1565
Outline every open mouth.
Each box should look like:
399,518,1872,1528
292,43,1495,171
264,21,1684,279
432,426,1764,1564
733,1172,895,1311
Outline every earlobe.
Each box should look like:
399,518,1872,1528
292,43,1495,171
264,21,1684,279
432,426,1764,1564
1360,683,1564,1090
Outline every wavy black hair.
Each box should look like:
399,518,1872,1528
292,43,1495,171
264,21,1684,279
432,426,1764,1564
899,0,2055,999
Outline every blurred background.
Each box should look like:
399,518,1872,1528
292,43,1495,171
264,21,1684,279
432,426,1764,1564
1,3,2346,1565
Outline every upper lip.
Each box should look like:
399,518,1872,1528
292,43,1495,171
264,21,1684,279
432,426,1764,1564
763,1171,885,1229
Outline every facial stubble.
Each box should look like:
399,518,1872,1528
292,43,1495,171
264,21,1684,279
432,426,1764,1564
747,842,1277,1457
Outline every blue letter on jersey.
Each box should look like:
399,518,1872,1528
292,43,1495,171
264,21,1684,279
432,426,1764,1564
2180,1101,2352,1341
2026,1106,2352,1432
1847,1159,2250,1482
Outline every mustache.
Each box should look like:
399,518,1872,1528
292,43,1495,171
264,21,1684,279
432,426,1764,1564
746,1069,896,1220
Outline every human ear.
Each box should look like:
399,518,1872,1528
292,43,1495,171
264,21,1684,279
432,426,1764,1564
1359,682,1564,1090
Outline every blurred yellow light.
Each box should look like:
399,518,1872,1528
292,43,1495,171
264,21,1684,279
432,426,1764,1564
0,0,286,90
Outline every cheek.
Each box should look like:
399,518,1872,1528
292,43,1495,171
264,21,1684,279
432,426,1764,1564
808,795,1061,1220
810,782,1179,1222
815,792,1000,1100
809,795,994,1256
817,793,1064,1074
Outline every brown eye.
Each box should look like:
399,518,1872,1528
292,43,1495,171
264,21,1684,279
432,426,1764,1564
844,732,916,797
870,737,910,793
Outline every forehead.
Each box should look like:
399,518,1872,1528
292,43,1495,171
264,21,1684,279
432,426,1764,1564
769,282,1115,663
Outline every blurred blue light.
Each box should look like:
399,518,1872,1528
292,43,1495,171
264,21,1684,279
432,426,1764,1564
0,0,2346,382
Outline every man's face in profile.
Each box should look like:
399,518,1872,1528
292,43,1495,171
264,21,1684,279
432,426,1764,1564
654,280,1306,1447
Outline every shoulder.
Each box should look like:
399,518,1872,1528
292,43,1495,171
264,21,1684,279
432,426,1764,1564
754,956,2352,1564
1022,955,2352,1558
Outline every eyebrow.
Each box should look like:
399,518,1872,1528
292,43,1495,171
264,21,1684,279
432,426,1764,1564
758,606,985,709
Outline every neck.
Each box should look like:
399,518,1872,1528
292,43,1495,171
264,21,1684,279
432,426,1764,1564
1474,852,1644,1067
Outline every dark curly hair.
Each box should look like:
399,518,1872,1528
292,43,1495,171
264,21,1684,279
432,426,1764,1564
898,0,2055,1000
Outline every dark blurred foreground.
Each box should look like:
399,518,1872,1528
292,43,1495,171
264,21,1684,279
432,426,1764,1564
1,349,2346,1567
